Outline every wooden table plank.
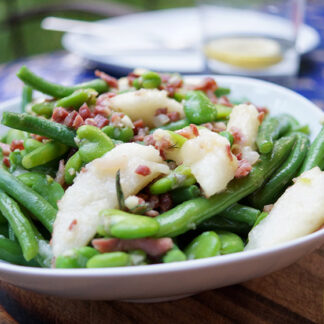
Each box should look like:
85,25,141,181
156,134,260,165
0,247,323,324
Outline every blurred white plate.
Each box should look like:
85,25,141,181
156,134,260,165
62,7,320,73
0,75,323,301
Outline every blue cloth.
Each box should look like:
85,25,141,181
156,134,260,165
0,2,323,111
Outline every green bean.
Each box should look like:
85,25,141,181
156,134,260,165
214,87,231,97
170,185,201,205
17,66,109,98
0,190,38,261
55,89,97,109
216,230,244,254
86,252,130,268
21,85,33,112
185,231,221,260
2,112,77,147
251,133,310,208
184,91,218,124
256,114,294,154
18,172,64,209
56,246,99,268
150,165,196,195
0,168,57,232
299,125,324,174
219,131,234,146
198,216,251,235
9,151,24,174
24,138,43,153
99,209,160,239
6,129,28,144
162,244,186,263
64,151,83,185
155,135,295,238
31,101,55,118
76,125,115,163
8,224,16,241
22,141,68,169
215,105,232,120
151,119,190,132
102,125,134,142
0,235,38,266
253,212,268,228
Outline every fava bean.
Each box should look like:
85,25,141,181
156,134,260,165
86,252,130,268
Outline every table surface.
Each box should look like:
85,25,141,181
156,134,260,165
0,2,324,323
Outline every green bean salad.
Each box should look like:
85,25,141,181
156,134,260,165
0,66,323,268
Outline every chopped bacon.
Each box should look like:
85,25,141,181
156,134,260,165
92,237,173,257
148,195,159,209
226,145,233,162
79,103,93,120
63,111,78,128
95,70,118,88
258,111,265,123
2,157,10,167
127,72,140,86
218,96,233,107
235,159,252,178
193,77,218,92
230,127,244,145
143,134,155,146
94,114,109,128
68,219,77,231
72,114,84,129
160,74,171,83
32,134,48,142
167,111,180,122
135,165,151,176
84,118,98,127
235,152,243,160
0,143,11,156
10,140,24,151
159,193,172,212
155,107,168,116
257,106,269,115
190,124,199,137
133,119,145,131
52,107,69,123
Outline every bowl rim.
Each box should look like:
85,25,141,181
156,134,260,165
0,74,323,278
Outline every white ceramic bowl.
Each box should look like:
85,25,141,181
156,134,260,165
0,76,323,302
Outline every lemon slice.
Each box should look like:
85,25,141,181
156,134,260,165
204,37,283,69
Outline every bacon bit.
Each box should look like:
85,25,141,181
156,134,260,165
127,72,140,86
2,157,10,167
52,107,69,123
193,77,218,92
84,118,98,127
258,112,265,123
160,74,171,83
72,114,84,129
218,96,233,107
190,124,199,137
235,152,243,160
263,204,274,213
226,145,233,162
93,105,111,118
148,195,160,209
10,140,24,151
235,159,252,178
176,129,192,139
167,111,181,122
94,114,109,128
133,119,145,131
230,127,244,144
0,143,11,156
159,149,167,160
63,111,78,128
155,107,168,116
145,210,159,217
92,237,173,257
110,112,124,126
32,134,48,142
143,134,155,146
55,159,65,186
159,193,172,212
257,106,269,115
81,167,87,173
135,165,151,176
133,127,149,142
68,219,77,231
79,103,93,120
95,70,118,88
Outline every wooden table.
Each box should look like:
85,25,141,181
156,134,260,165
0,244,323,324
